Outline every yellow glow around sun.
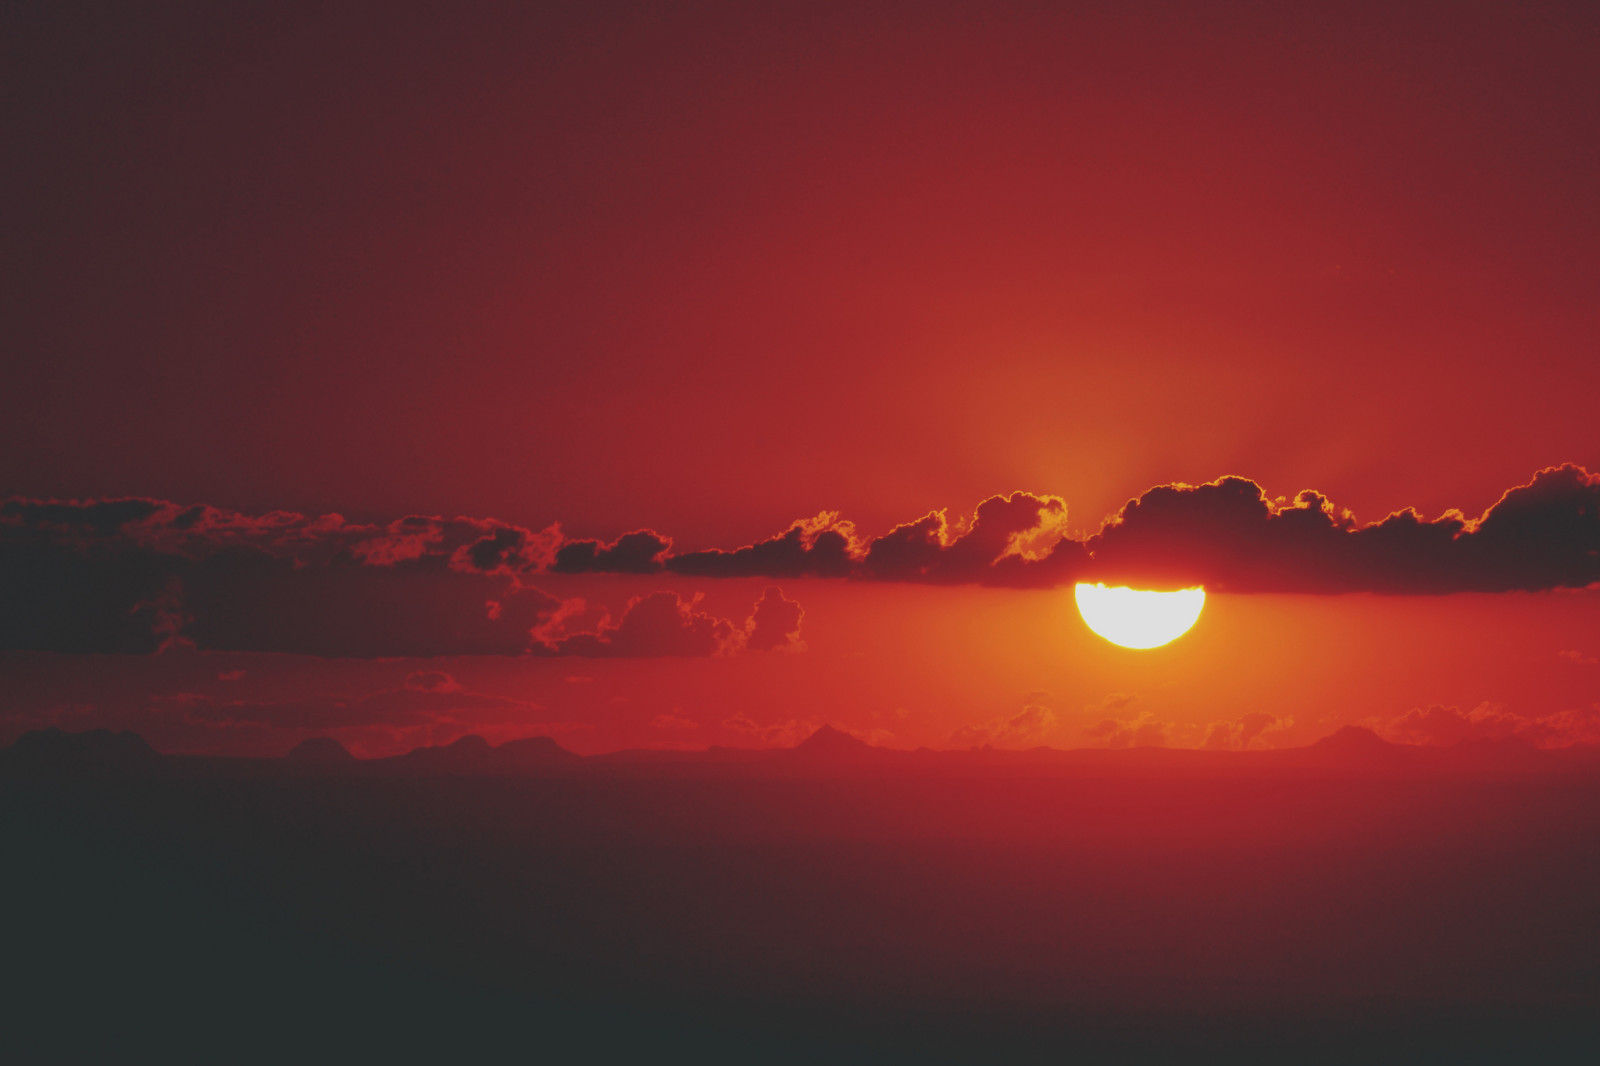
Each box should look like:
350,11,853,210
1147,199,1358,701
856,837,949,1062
1074,583,1206,649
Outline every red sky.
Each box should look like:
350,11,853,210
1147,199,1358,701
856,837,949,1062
7,579,1599,757
4,1,1599,755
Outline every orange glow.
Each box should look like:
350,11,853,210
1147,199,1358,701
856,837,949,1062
1074,583,1206,649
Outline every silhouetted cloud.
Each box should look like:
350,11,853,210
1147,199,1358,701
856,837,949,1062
181,552,568,657
1375,701,1600,748
544,465,1600,592
862,492,1080,586
0,497,570,655
0,498,802,658
950,698,1059,749
1202,712,1291,750
404,671,462,693
668,514,858,578
1085,464,1600,593
540,591,738,658
721,712,818,747
1085,713,1168,749
618,496,1085,586
538,586,804,658
4,465,1594,656
553,530,671,574
1,497,163,536
744,587,804,651
458,523,558,575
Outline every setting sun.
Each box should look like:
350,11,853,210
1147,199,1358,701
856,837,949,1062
1074,583,1207,649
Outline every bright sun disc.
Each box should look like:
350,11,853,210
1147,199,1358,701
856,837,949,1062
1074,583,1206,649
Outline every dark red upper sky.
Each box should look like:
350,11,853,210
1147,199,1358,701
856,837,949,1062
8,1,1600,546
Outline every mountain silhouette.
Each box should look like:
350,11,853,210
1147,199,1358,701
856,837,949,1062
4,725,1588,779
384,733,581,774
286,736,356,763
496,735,583,768
1299,727,1562,774
1307,725,1398,757
784,724,880,761
390,734,494,771
4,727,156,766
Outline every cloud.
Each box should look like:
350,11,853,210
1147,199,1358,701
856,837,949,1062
667,514,858,578
539,591,735,658
455,522,560,576
3,464,1595,657
545,465,1600,592
132,577,194,654
0,515,183,653
1085,712,1168,749
182,555,568,657
862,492,1082,586
1202,711,1291,750
1085,464,1600,593
0,497,804,659
625,494,1085,587
404,671,462,693
1089,692,1135,714
1239,711,1283,746
1375,701,1600,748
997,703,1056,743
552,530,672,574
651,713,699,730
721,712,817,747
1,497,163,537
583,464,1600,593
745,586,805,651
0,498,569,655
1382,703,1514,746
949,697,1059,749
506,587,807,659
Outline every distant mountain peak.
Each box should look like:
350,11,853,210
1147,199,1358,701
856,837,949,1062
497,735,582,763
286,736,355,762
1310,725,1396,754
392,733,493,767
386,732,579,773
794,724,874,755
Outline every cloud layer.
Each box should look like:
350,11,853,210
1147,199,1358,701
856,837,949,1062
3,465,1595,655
1374,702,1600,749
0,498,803,657
474,465,1600,593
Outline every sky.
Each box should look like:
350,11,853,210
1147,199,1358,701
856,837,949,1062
4,1,1599,755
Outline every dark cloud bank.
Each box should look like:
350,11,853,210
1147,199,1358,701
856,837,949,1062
0,500,803,658
2,465,1594,656
556,463,1600,592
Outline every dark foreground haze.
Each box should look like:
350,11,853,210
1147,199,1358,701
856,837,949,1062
8,726,1600,1063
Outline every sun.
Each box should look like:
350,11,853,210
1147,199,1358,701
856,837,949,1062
1074,583,1206,649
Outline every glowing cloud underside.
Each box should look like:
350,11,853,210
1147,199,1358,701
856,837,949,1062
1074,583,1206,649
